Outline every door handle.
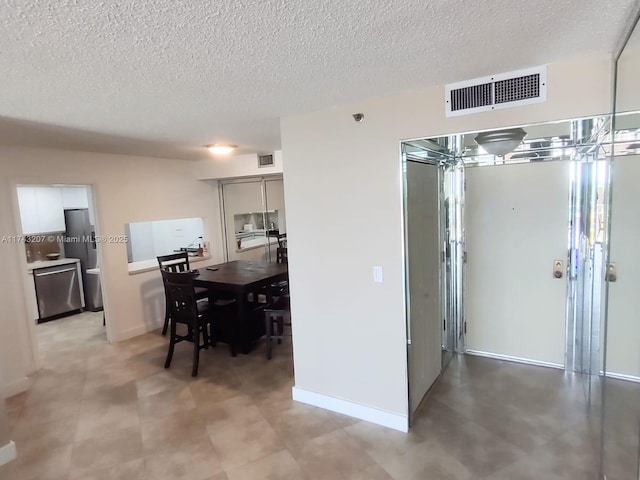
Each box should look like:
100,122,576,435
553,260,564,279
606,263,617,282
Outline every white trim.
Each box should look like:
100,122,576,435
465,350,565,370
604,372,640,383
0,441,17,467
292,387,408,433
3,377,30,398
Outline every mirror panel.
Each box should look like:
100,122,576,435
602,8,640,479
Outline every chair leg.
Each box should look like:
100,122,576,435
202,324,209,350
265,313,273,360
164,320,176,369
162,296,170,335
192,323,200,377
277,315,284,344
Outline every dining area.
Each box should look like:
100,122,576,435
157,249,290,376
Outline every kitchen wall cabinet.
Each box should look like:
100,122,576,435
61,186,89,209
17,186,65,234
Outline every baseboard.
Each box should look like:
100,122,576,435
0,441,16,467
292,386,408,433
465,350,565,370
604,371,640,383
3,377,30,398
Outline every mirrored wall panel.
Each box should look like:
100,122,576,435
221,176,286,262
601,8,640,479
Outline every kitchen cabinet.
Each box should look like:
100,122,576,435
17,186,65,234
61,186,89,209
17,188,39,235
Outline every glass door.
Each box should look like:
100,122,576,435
221,176,287,263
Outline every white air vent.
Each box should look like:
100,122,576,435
258,154,274,167
445,65,547,117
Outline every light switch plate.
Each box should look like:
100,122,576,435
373,266,383,283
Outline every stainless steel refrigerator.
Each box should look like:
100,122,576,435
63,209,103,311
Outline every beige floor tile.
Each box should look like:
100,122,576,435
136,370,190,398
68,426,144,479
75,401,140,441
208,416,284,470
293,429,376,480
141,410,209,454
343,421,425,461
11,416,78,459
349,463,394,480
266,403,345,449
144,437,223,480
138,384,197,420
225,449,305,480
71,458,146,480
376,437,473,480
199,395,265,428
0,443,73,480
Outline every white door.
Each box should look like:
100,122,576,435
465,162,570,367
406,161,442,417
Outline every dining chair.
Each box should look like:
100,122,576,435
276,247,288,264
161,269,212,377
264,295,290,360
157,252,208,335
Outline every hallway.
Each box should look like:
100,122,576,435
1,316,605,479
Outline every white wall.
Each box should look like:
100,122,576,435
281,54,612,424
194,150,283,180
617,46,640,113
0,146,225,396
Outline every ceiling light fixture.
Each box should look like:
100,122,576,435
474,128,527,157
207,144,237,155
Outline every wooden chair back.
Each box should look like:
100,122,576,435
161,269,199,327
157,252,191,272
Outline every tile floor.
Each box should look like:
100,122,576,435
0,311,625,479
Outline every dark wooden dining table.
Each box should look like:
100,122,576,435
193,260,288,356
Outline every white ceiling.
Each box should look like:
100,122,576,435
0,1,636,160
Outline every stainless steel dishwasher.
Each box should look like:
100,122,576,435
33,263,82,321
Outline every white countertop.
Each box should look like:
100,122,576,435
27,258,80,272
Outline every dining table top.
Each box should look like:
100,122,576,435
194,260,288,289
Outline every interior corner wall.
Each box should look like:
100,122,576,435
281,53,613,422
0,147,225,396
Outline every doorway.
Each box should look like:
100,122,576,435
16,183,108,368
402,115,611,420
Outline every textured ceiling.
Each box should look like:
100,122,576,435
0,0,636,160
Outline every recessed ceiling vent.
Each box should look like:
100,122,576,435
445,65,547,117
258,154,274,167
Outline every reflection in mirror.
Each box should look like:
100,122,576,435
602,7,640,479
125,217,204,263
